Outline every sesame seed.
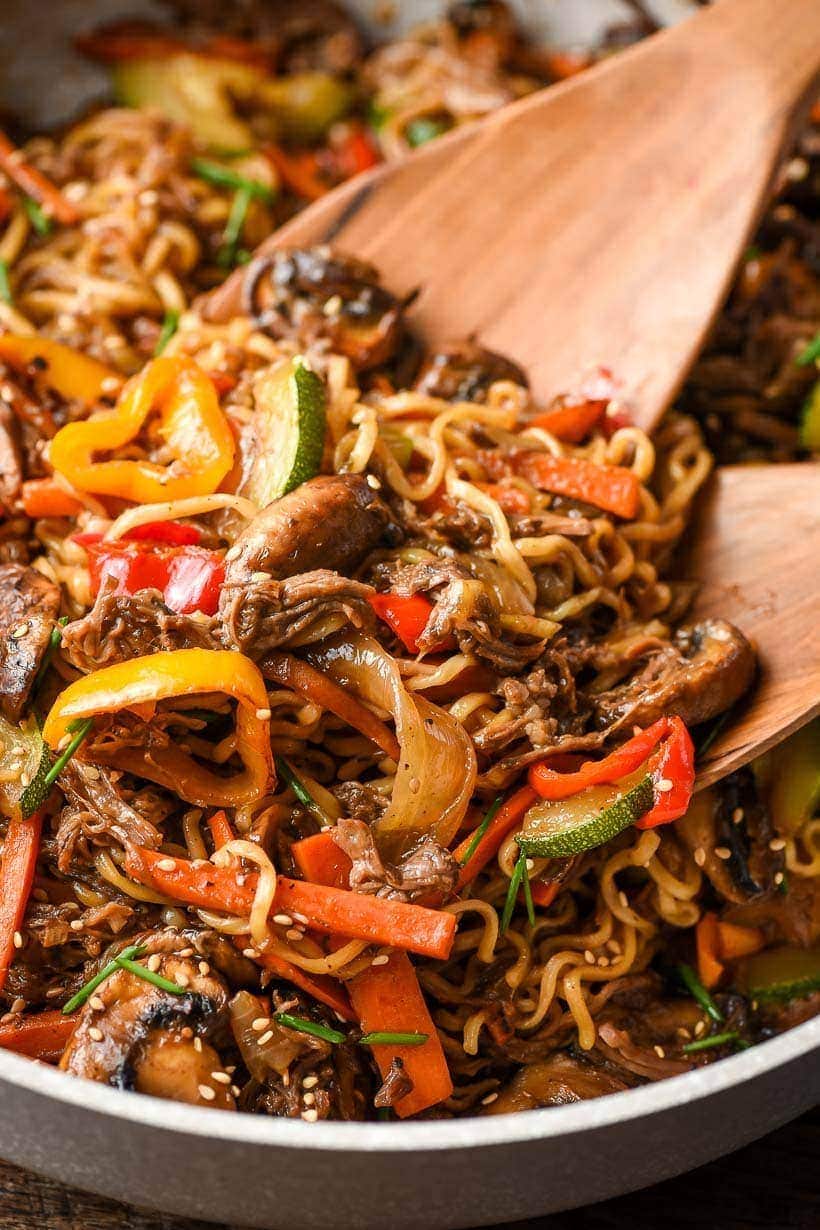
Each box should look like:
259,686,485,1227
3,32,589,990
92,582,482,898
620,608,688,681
175,973,190,989
481,1092,499,1105
677,1027,691,1040
769,838,786,852
83,765,101,780
618,891,629,909
225,546,242,562
69,919,84,932
198,961,211,976
715,846,732,860
178,947,194,957
694,1020,706,1037
302,1075,319,1090
751,1000,759,1012
12,932,23,949
606,939,621,954
525,859,534,872
157,858,177,872
252,1017,271,1032
89,996,105,1012
256,708,272,720
198,1085,216,1102
597,955,609,967
89,1027,104,1042
655,778,673,793
732,808,744,824
694,847,706,867
258,1030,274,1046
10,623,30,639
654,1045,666,1059
231,1085,241,1098
243,948,259,959
251,571,269,583
301,1109,319,1123
323,295,342,316
273,914,294,927
193,1037,203,1053
774,871,784,886
211,1071,232,1085
583,949,595,965
366,474,382,490
292,913,309,925
46,987,63,999
371,954,390,967
303,1092,316,1107
147,954,162,973
236,874,247,887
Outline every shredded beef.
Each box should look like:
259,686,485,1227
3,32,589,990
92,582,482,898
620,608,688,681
220,568,374,658
332,818,458,902
55,761,163,873
61,587,217,673
331,781,387,825
374,1057,413,1108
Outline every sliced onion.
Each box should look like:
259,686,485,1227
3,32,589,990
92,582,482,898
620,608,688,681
307,633,476,858
229,990,305,1080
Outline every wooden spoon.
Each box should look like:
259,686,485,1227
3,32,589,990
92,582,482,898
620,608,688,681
206,0,820,786
207,0,820,434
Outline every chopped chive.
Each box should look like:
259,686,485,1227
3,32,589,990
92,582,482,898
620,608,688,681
154,309,180,356
275,1012,346,1044
22,196,52,236
795,332,820,367
695,709,733,762
743,244,761,262
184,708,230,726
778,870,789,896
0,258,12,304
405,116,449,148
32,615,68,697
500,851,527,934
116,955,186,996
62,943,145,1014
276,756,331,826
359,1031,429,1047
520,852,535,927
43,717,93,787
459,796,502,867
191,158,274,202
683,1030,741,1054
678,963,724,1023
217,185,252,269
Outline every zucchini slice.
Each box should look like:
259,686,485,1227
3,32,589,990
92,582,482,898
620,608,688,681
799,380,820,452
517,774,654,858
247,359,327,504
743,946,820,1002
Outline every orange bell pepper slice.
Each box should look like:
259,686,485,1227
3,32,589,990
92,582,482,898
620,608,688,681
49,356,235,504
0,335,119,406
42,649,274,808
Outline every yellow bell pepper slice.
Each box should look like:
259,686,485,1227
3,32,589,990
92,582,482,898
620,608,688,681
42,649,274,808
49,356,235,503
0,335,120,406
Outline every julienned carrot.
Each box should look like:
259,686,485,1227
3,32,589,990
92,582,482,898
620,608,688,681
0,1009,76,1062
262,652,400,762
0,811,43,993
124,846,456,961
20,478,84,519
292,831,352,890
476,483,531,515
513,452,641,519
453,786,537,890
0,129,79,226
299,835,453,1116
696,912,724,990
528,397,607,444
208,810,235,851
716,921,766,961
529,879,560,909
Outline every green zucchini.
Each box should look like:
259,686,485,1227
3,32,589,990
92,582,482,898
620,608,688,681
516,774,654,859
799,380,820,452
246,359,326,503
768,718,820,835
743,946,820,1002
0,717,51,822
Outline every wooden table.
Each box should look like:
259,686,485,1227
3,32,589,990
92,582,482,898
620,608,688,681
0,1108,816,1230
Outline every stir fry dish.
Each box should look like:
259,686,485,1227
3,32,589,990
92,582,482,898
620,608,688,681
0,2,817,1123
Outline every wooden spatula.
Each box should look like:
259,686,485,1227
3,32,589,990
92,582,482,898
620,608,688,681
207,0,820,434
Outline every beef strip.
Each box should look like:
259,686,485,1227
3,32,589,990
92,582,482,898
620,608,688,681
0,563,61,721
332,818,458,903
55,761,163,873
61,587,218,674
482,1052,632,1113
413,341,527,402
374,1057,413,1109
331,781,387,825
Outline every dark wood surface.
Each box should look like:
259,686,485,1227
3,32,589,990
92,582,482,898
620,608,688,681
0,1108,816,1230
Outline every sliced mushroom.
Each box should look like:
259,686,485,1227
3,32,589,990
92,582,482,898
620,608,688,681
60,948,234,1109
0,564,61,721
413,341,527,403
677,769,784,903
242,248,405,370
594,618,756,731
483,1052,631,1113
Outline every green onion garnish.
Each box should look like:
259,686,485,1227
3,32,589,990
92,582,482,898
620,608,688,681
154,309,180,356
695,708,733,762
115,956,186,996
500,851,528,934
22,196,52,236
62,943,145,1014
459,796,502,867
683,1030,742,1054
405,117,449,148
32,615,68,697
778,870,789,896
678,963,724,1023
275,1012,346,1045
0,258,12,304
217,185,253,269
796,332,820,368
43,717,93,787
520,852,535,927
276,756,331,826
359,1031,429,1047
191,158,274,202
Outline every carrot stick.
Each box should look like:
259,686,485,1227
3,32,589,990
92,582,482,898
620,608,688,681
207,809,235,851
20,478,84,519
265,144,329,202
0,130,79,226
513,452,641,519
528,398,607,444
0,811,43,993
716,921,766,961
262,652,400,761
529,879,560,909
476,483,531,515
0,1010,75,1062
253,949,354,1020
696,911,724,990
292,831,352,890
124,846,456,961
453,785,537,890
298,835,453,1116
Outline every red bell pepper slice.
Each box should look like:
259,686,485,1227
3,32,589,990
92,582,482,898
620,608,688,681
76,534,224,616
529,718,671,799
636,717,696,828
367,592,454,655
528,396,608,444
121,521,201,545
0,810,43,994
335,125,381,178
